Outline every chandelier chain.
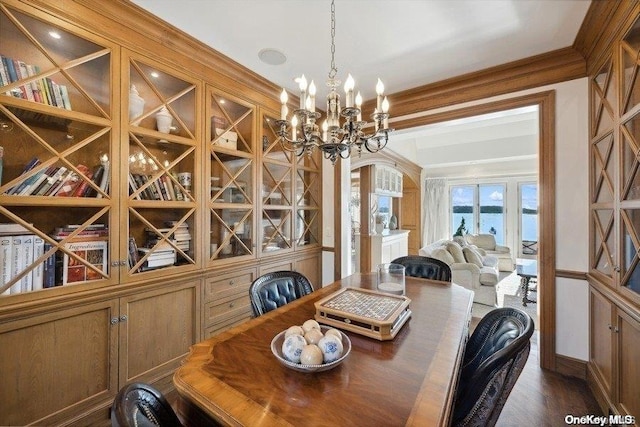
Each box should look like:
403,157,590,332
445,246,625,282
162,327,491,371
329,0,337,79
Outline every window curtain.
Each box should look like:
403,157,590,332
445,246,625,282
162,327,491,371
422,178,447,246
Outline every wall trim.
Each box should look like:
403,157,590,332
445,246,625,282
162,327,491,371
556,269,588,281
555,354,588,380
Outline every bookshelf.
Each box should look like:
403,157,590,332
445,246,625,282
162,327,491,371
0,0,321,425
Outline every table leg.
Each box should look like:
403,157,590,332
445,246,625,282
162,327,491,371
519,276,537,306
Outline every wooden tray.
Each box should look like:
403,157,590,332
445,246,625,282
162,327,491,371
314,288,411,340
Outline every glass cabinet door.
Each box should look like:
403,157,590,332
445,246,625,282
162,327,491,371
207,88,254,262
619,19,640,301
261,112,293,254
295,140,321,247
124,51,200,279
0,5,117,295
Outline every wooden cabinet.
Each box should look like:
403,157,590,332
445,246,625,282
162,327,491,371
369,230,409,272
0,1,322,424
588,9,640,422
588,286,640,420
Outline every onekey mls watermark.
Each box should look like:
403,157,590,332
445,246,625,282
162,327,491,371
565,414,636,426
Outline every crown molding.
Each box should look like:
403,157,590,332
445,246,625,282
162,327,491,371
362,47,585,119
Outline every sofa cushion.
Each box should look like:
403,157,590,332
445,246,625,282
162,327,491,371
467,234,497,251
446,241,466,264
431,247,455,266
479,266,499,286
463,247,483,268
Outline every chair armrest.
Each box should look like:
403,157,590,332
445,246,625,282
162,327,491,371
493,244,511,254
450,262,481,290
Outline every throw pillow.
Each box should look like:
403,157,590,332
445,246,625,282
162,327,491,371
463,247,483,268
431,248,455,266
445,241,465,263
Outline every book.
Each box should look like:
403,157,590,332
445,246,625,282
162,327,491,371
128,173,141,200
62,239,108,285
42,242,56,288
128,237,139,270
9,235,24,294
25,63,42,103
0,222,31,235
0,235,12,296
47,169,74,196
0,145,3,187
0,55,9,94
19,234,34,292
32,236,45,291
97,160,109,198
8,157,40,195
35,166,67,196
59,84,72,110
17,168,46,196
83,164,103,197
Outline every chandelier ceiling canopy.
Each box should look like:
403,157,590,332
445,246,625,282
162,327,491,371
277,0,393,164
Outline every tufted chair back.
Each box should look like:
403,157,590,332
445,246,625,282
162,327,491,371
452,307,534,427
111,382,182,427
249,271,314,317
391,255,452,282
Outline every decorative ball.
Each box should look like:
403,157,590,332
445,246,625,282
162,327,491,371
299,344,324,365
304,328,324,345
317,334,344,363
284,325,305,338
302,319,321,333
282,334,306,363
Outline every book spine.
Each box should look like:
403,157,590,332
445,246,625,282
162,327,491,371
0,55,10,93
59,85,72,110
170,172,184,201
25,64,42,103
43,242,56,288
163,174,176,201
32,236,44,291
7,158,40,195
84,165,103,197
52,81,64,108
47,169,73,196
45,78,57,107
70,165,91,197
62,240,108,285
97,161,109,198
10,236,23,294
23,166,55,196
17,169,46,196
36,166,67,196
155,177,168,200
0,236,11,295
20,235,34,292
0,146,3,188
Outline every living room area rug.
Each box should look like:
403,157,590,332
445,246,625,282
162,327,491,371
471,267,539,329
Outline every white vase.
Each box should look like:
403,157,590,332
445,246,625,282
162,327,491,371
129,84,145,126
155,106,172,134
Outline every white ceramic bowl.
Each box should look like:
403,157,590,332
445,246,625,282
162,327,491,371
271,325,351,372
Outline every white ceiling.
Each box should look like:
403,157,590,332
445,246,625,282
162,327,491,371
130,0,589,173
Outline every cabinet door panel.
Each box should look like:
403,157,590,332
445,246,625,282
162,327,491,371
590,288,614,397
119,281,198,384
0,300,118,426
617,310,640,418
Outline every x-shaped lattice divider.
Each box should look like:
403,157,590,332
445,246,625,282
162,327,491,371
262,210,291,249
621,40,640,114
620,210,640,282
593,209,615,274
592,135,614,203
296,209,319,245
130,60,196,141
263,163,292,205
296,170,320,207
210,208,253,257
210,154,252,204
128,207,196,272
621,122,640,198
211,98,253,153
593,61,615,137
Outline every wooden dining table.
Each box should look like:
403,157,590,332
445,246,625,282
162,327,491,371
173,273,474,427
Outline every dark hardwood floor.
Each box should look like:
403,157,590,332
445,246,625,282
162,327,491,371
496,332,602,427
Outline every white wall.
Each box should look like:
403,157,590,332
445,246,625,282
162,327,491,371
323,77,590,361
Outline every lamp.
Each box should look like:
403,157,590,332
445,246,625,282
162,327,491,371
276,0,393,164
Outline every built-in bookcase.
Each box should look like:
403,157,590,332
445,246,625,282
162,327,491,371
0,3,117,294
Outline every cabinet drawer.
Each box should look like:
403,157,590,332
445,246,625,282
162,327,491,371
204,295,252,327
204,312,252,338
204,270,255,303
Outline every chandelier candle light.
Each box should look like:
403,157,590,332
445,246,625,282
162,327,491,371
276,0,393,164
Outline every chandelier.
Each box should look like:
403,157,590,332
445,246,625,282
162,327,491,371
276,0,393,164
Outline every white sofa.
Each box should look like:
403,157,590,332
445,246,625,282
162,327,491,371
464,234,514,272
419,239,498,306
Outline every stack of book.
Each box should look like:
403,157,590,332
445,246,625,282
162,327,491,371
51,224,109,241
165,221,191,253
137,246,176,271
0,223,50,295
0,54,73,110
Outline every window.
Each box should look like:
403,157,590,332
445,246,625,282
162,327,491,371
519,182,538,256
450,184,506,244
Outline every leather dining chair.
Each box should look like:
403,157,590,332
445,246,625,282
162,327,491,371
111,382,182,427
249,271,314,317
452,307,534,427
391,255,452,282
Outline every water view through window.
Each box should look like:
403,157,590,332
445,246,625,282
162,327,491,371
451,184,506,244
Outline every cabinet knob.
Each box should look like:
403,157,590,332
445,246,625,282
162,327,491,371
119,315,128,322
229,302,235,308
229,280,235,286
110,317,119,325
608,324,613,330
613,326,619,333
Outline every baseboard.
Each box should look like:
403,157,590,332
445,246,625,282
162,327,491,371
555,353,588,379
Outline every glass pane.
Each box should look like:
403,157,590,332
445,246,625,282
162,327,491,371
621,209,640,295
592,60,614,137
621,116,640,200
451,185,474,236
520,183,538,255
479,184,505,244
296,208,319,246
210,208,253,259
262,209,292,252
593,209,615,277
621,18,640,114
592,134,615,204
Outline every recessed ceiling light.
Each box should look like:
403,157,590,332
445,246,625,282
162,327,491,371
258,48,286,66
49,31,61,39
150,71,159,78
